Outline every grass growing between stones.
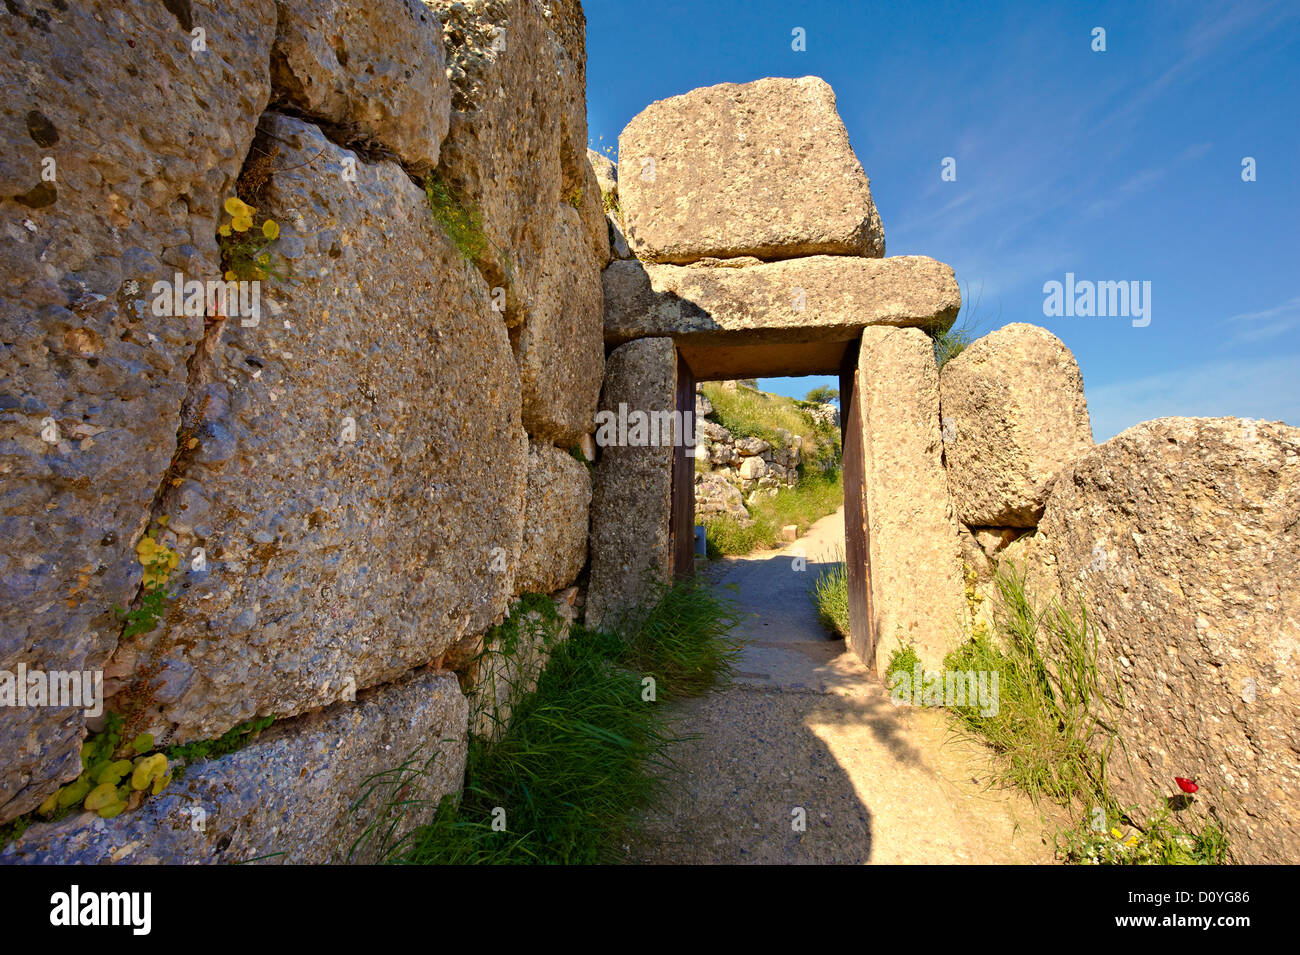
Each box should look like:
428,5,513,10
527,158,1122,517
809,549,850,639
703,468,843,557
383,578,742,865
942,564,1230,864
424,171,490,263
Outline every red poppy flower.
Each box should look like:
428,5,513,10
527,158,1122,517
1175,777,1199,794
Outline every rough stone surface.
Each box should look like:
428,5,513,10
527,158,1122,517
940,323,1094,527
514,204,603,446
587,338,677,628
587,147,617,197
603,255,959,346
516,441,591,595
464,592,577,740
695,472,750,524
271,0,451,169
430,0,564,326
0,0,278,824
108,115,526,746
857,327,968,674
2,670,467,864
617,77,885,263
1039,417,1300,864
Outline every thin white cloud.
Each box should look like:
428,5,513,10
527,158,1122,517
1225,296,1300,343
1086,354,1300,442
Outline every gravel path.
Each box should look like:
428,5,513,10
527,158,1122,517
627,506,1057,864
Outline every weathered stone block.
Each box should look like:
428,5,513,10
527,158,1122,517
941,323,1093,526
515,204,604,446
1040,417,1300,864
2,670,467,864
0,0,277,823
603,255,959,347
857,327,967,673
271,0,451,169
586,338,677,628
108,115,526,746
428,0,564,326
617,77,885,263
516,441,591,595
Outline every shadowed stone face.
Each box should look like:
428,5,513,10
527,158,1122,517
602,255,961,349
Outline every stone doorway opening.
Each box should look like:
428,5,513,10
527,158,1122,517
670,342,876,669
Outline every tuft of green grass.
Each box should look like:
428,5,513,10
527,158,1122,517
943,564,1118,806
942,562,1230,864
385,578,741,865
600,188,622,223
702,468,843,557
809,550,850,639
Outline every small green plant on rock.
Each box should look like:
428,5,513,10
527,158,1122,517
32,714,170,825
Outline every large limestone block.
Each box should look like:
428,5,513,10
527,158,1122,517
0,0,277,824
515,204,604,446
604,255,959,347
587,147,618,197
548,3,609,268
1040,417,1300,864
617,76,885,263
2,670,467,864
108,115,526,746
857,327,968,673
271,0,451,169
516,441,591,595
586,338,677,628
941,323,1093,527
429,0,564,326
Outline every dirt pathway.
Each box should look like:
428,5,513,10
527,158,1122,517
628,506,1058,864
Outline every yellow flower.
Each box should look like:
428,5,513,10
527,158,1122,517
262,219,279,240
224,271,236,281
218,224,231,237
224,196,255,218
232,214,253,233
1110,827,1123,840
1125,835,1139,847
258,253,270,266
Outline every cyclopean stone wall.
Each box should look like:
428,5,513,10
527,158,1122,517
1,0,602,862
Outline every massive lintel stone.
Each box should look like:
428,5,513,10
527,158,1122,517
617,76,885,263
516,441,591,596
0,0,278,824
586,338,677,629
856,327,968,674
603,255,960,348
108,115,526,746
1039,417,1300,864
2,670,467,865
941,323,1093,527
271,0,451,169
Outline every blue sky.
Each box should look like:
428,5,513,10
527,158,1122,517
585,0,1300,441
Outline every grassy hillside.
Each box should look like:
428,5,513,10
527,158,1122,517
698,382,843,556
